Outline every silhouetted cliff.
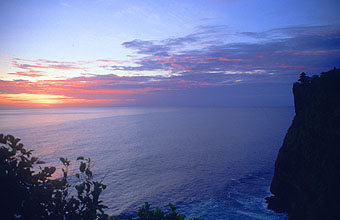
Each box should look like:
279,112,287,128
266,68,340,220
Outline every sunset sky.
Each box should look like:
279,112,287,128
1,0,339,107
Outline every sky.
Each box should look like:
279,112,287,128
0,0,339,107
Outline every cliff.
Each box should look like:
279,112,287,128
266,68,340,220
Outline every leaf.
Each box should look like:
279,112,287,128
31,157,38,163
17,143,23,150
27,150,33,156
44,166,56,175
60,157,70,166
75,183,85,193
50,166,56,174
85,182,91,193
13,138,21,147
169,203,176,212
77,156,84,160
80,162,86,173
60,157,66,164
6,134,14,143
85,168,93,178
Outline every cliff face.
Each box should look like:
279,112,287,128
267,68,340,220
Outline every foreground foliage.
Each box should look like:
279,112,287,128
119,202,202,220
0,134,202,220
0,133,109,220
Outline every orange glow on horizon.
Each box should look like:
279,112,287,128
0,76,166,107
0,84,163,107
0,93,79,107
0,93,120,107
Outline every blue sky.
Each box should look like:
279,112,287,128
0,0,339,107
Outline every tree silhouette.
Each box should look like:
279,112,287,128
298,72,309,84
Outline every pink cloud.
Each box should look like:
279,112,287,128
11,58,86,71
7,70,46,77
96,59,130,64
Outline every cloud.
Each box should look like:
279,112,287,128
12,58,85,70
96,59,130,64
6,57,135,80
0,74,164,101
120,24,340,78
2,25,339,107
122,40,171,57
7,70,46,77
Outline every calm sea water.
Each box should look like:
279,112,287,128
0,107,292,220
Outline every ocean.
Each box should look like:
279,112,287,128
0,107,292,220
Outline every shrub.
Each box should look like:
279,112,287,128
135,202,203,220
0,134,109,220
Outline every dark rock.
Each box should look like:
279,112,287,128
267,68,340,220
